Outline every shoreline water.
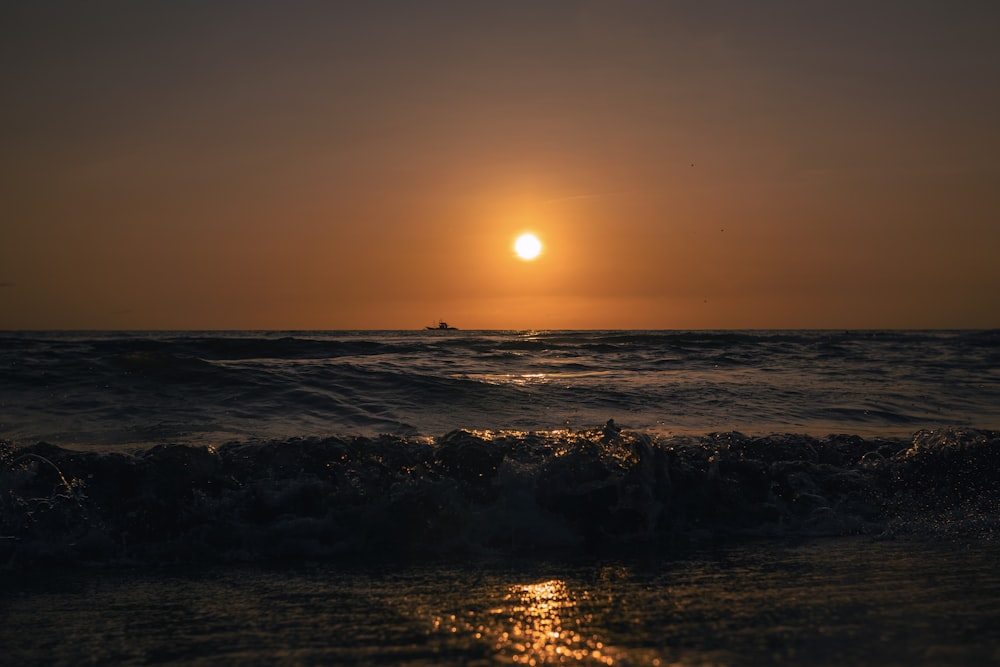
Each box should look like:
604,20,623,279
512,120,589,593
2,535,998,666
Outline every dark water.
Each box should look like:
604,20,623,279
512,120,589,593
2,539,999,666
2,330,999,664
2,330,998,447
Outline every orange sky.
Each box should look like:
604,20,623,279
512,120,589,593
2,1,999,329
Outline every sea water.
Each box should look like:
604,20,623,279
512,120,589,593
2,329,998,447
2,330,999,665
3,539,999,666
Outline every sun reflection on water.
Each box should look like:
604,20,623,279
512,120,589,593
493,579,614,665
427,573,671,665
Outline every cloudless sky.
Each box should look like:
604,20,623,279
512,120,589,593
2,0,999,329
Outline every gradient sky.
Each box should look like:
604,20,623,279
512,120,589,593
3,1,999,330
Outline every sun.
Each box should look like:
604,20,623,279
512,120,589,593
514,233,542,260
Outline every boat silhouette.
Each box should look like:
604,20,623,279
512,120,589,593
426,321,458,330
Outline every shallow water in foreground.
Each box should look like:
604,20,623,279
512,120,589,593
2,537,998,666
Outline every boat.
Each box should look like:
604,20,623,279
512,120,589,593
426,321,458,330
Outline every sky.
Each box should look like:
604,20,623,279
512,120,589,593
2,0,999,330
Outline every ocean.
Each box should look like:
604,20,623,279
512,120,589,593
2,329,999,665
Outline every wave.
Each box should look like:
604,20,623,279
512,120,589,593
3,425,997,569
6,329,993,360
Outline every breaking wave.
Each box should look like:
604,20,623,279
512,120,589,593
3,425,998,568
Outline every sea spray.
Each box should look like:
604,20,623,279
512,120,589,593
3,426,998,568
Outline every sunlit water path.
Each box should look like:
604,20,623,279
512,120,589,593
2,538,998,666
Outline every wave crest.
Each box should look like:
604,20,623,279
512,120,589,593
2,426,998,568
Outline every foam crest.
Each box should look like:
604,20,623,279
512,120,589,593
3,426,997,568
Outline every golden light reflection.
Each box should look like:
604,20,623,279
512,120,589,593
493,579,615,665
472,372,549,387
427,575,670,665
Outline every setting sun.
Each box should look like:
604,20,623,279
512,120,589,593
514,233,542,260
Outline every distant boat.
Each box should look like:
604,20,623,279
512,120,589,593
426,321,458,330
